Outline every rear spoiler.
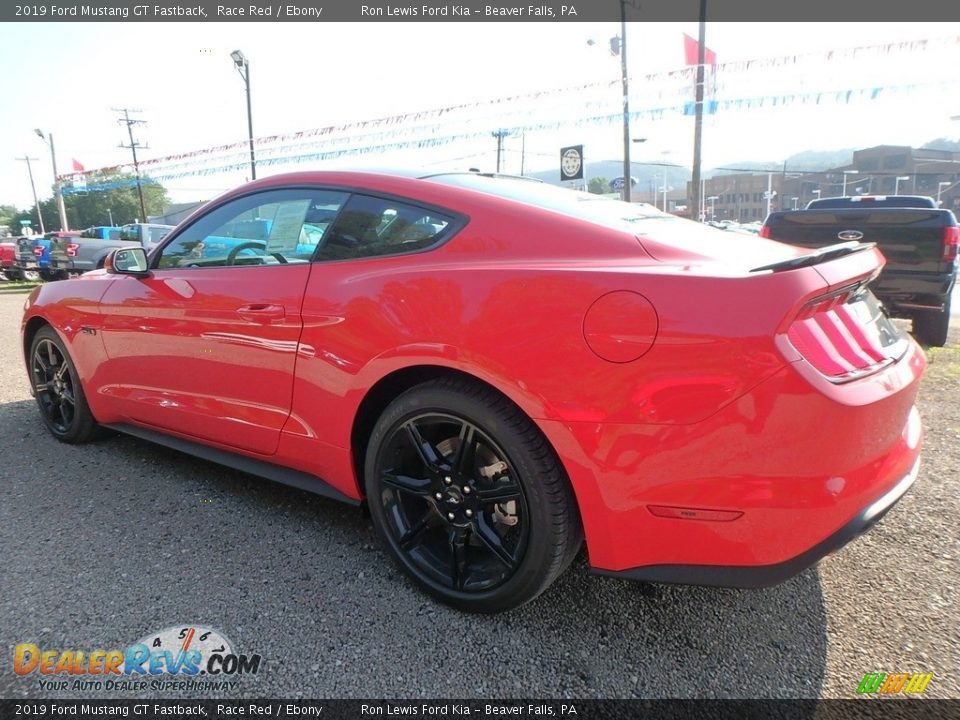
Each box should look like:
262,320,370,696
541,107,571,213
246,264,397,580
750,241,876,273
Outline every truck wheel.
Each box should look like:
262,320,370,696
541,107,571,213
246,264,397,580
22,269,40,282
913,296,951,347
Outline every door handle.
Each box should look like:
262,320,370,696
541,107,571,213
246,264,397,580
236,304,285,322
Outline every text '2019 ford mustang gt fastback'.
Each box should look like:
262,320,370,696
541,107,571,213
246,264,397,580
22,170,925,612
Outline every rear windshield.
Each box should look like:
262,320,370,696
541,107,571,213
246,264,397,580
807,196,936,209
424,173,672,232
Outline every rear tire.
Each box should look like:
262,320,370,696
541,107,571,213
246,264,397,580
29,326,103,443
365,377,582,613
913,296,950,347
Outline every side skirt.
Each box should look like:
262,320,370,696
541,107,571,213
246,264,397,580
106,422,360,506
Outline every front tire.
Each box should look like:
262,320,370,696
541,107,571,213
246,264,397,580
29,326,102,443
365,378,581,613
913,296,951,347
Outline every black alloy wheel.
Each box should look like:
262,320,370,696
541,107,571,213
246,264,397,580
30,327,101,443
365,378,581,613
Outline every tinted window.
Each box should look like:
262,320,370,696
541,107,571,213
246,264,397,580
807,196,936,209
315,194,453,262
425,173,669,233
157,189,349,269
147,227,172,244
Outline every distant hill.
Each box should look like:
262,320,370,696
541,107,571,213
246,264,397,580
707,149,855,176
922,137,960,152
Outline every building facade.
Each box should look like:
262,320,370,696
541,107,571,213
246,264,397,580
691,145,960,222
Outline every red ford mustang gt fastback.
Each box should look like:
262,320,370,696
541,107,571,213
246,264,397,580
21,170,924,612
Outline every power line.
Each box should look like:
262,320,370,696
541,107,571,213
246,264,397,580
114,107,149,222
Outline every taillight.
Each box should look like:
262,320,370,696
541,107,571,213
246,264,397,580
66,243,80,257
786,289,904,383
943,225,959,262
758,225,771,239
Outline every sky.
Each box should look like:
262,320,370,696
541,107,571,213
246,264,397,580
1,21,959,209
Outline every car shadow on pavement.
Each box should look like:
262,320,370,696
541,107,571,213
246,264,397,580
1,399,826,700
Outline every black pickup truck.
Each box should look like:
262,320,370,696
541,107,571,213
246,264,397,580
761,195,958,346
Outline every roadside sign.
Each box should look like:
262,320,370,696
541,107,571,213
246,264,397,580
610,177,637,190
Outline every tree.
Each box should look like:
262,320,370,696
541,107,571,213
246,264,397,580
588,177,611,195
6,171,170,233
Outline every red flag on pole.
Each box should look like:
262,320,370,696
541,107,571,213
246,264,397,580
72,158,85,172
683,34,717,66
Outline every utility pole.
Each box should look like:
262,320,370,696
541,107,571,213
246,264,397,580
766,172,773,217
619,0,631,202
16,156,45,234
690,0,707,221
492,130,510,173
114,107,149,222
34,129,68,231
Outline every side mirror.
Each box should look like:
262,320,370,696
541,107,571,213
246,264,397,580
106,247,150,276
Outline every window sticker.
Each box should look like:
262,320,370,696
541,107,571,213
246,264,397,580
265,200,311,254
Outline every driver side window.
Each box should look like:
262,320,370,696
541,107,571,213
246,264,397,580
157,189,349,269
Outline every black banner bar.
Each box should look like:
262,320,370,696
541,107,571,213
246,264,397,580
3,0,960,22
1,700,959,720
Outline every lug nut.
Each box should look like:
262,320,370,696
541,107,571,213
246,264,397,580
463,486,471,494
465,509,474,517
444,476,452,485
435,492,443,500
447,512,455,521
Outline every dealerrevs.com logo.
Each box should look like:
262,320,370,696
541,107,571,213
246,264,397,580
857,672,933,695
13,625,263,692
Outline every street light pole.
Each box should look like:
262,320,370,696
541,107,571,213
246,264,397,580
938,181,950,206
34,129,68,232
842,169,859,197
231,50,256,180
707,195,718,221
15,156,45,234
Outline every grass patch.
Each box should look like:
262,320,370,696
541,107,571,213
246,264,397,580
922,336,960,382
0,281,42,294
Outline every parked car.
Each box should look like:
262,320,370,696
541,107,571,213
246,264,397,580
761,195,958,346
49,229,139,275
0,241,18,279
27,232,80,281
21,170,925,612
12,236,42,281
119,222,176,253
82,226,124,240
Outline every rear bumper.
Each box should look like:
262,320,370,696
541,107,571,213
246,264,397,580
874,269,956,313
539,339,925,581
592,456,919,588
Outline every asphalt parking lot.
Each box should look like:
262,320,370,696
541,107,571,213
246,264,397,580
0,286,957,700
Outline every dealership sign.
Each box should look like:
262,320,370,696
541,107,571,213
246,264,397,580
560,145,583,181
